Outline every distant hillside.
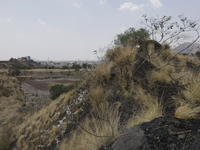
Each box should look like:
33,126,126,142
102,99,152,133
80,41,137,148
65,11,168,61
0,61,41,69
172,42,200,54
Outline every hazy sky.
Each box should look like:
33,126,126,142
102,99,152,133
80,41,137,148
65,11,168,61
0,0,200,61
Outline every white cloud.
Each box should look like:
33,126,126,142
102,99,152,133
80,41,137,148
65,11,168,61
47,28,54,32
72,2,82,8
118,2,148,12
99,0,106,4
55,29,61,33
6,18,13,23
48,28,61,33
38,19,46,26
120,26,130,31
149,0,163,8
0,18,13,23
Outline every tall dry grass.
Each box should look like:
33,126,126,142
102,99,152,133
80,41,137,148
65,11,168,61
59,101,121,150
128,86,163,129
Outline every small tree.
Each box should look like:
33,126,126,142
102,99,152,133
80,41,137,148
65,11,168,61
72,63,81,71
140,14,199,46
114,27,149,46
82,63,87,69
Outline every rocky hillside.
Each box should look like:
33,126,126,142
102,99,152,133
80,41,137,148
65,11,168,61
2,39,200,150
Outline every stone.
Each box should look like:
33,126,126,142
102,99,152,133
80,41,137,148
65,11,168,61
112,125,150,150
178,134,186,140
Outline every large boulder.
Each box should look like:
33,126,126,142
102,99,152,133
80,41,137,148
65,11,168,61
112,125,150,150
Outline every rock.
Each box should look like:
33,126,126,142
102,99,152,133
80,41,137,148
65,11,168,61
170,143,176,150
112,125,150,150
178,134,186,140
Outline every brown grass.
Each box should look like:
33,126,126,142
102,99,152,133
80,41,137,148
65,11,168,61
149,69,172,84
175,103,200,119
3,39,200,150
128,93,162,129
182,79,200,103
89,86,105,110
14,90,76,149
59,101,121,150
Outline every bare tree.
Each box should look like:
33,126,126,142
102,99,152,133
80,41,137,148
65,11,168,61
140,14,200,46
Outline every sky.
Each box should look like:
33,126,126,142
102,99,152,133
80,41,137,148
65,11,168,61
0,0,200,61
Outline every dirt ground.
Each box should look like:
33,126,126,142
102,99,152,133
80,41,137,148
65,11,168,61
22,78,76,92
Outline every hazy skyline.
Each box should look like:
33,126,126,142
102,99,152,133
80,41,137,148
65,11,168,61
1,0,200,61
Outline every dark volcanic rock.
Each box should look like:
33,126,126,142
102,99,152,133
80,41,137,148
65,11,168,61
140,117,200,150
112,125,150,150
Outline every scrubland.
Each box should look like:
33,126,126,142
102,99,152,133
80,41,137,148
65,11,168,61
1,39,200,150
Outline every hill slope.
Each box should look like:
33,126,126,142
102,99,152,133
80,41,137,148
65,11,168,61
2,39,200,150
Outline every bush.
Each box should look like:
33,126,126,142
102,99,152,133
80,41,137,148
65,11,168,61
64,84,75,93
9,69,20,76
50,84,75,100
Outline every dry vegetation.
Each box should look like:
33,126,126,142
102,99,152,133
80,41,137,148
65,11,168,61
1,39,200,150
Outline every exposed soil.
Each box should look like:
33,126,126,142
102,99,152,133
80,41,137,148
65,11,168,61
22,78,76,92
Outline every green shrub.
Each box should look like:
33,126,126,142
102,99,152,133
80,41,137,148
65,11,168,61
62,65,69,69
9,69,20,76
50,84,76,100
64,84,75,93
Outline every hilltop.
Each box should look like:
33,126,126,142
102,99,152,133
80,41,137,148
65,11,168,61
0,58,41,70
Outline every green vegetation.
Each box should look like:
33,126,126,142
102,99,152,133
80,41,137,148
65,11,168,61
50,84,75,100
72,63,81,71
82,63,92,69
195,51,200,59
114,27,149,46
44,66,55,69
8,69,20,76
62,65,69,69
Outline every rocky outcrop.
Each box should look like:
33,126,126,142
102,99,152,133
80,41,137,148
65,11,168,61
112,125,150,150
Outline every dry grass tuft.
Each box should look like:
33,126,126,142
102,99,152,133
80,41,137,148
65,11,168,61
182,79,200,103
149,69,172,84
175,103,200,119
89,62,114,86
128,96,162,129
89,86,105,109
114,46,137,68
127,86,163,129
59,101,121,150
